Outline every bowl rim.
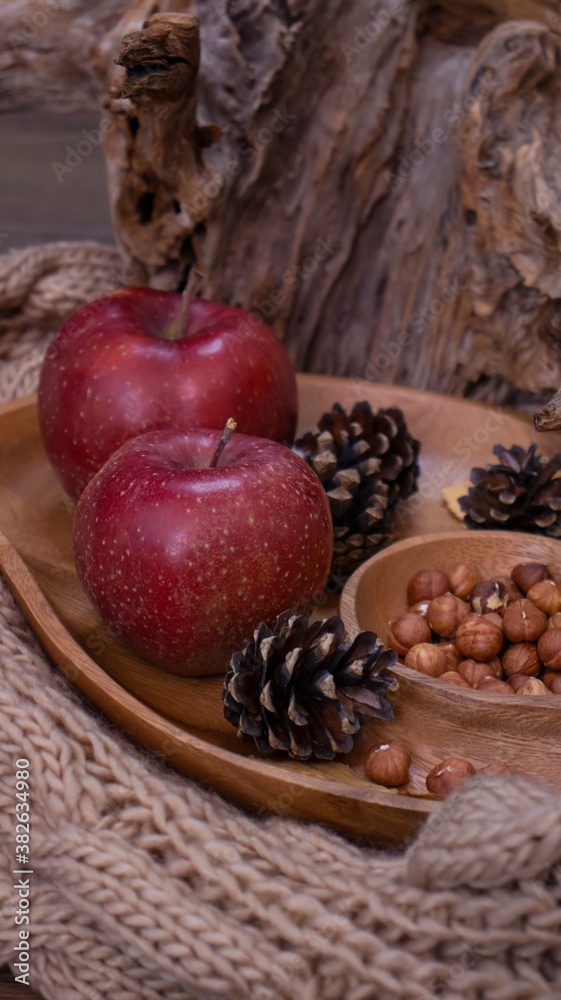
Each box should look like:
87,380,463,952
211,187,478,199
340,529,561,703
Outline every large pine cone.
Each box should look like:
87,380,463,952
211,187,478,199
460,444,561,536
223,609,397,760
294,402,420,584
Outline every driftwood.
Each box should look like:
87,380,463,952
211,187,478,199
102,10,223,289
2,0,561,412
0,0,123,113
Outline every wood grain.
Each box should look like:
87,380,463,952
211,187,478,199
1,377,561,844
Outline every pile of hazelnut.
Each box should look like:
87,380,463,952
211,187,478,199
387,561,561,696
361,561,561,796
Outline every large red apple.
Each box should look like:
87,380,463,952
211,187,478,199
38,287,298,499
73,426,333,675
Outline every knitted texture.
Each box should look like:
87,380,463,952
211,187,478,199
0,241,123,402
1,243,561,1000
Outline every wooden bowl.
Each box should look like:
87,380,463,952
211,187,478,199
340,531,561,793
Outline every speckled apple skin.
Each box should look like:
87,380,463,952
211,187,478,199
73,429,333,676
38,287,298,499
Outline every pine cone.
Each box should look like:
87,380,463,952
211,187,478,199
223,609,397,760
294,402,420,583
460,443,561,536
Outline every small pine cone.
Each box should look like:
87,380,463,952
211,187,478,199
294,401,420,583
222,609,397,760
460,444,561,536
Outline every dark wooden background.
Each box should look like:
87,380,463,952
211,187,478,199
0,111,113,250
0,970,41,999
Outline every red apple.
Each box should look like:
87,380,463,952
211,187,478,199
38,287,298,499
73,426,333,675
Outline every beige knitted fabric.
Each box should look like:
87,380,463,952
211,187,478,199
0,242,123,402
1,244,561,1000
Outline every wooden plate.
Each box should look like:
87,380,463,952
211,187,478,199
1,377,560,847
340,531,561,793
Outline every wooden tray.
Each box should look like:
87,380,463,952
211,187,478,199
1,376,560,848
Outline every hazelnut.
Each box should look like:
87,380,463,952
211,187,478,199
387,613,431,656
410,600,430,616
483,612,504,631
426,757,476,796
426,593,469,638
457,659,500,687
471,581,509,616
543,672,561,694
486,655,503,677
439,643,461,671
479,762,512,775
455,616,503,661
494,575,524,603
439,671,470,687
526,579,561,616
448,564,480,601
546,613,561,630
502,642,541,678
404,643,447,677
537,629,561,671
364,742,411,787
503,599,546,643
474,677,515,694
406,569,450,605
464,610,484,622
511,563,549,594
517,677,551,697
508,674,531,693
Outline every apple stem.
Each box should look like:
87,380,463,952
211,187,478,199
171,268,204,340
209,419,237,468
